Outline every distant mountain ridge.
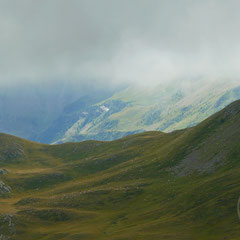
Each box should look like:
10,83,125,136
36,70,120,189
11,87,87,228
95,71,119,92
0,80,239,144
0,82,118,142
50,80,240,143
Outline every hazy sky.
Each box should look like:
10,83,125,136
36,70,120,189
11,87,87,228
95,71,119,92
1,0,240,87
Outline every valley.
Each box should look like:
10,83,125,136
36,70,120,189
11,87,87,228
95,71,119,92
0,100,240,239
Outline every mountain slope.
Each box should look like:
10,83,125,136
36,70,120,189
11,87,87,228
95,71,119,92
0,80,239,145
53,80,240,143
0,82,118,142
0,100,240,239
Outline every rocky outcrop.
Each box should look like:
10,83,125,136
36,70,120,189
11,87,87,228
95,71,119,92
0,214,16,239
0,141,24,164
0,235,10,240
0,181,11,194
0,169,9,175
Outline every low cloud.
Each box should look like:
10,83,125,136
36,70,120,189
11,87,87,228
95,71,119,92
0,0,240,87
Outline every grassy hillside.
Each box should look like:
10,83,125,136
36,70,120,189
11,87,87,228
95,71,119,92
54,80,240,143
0,83,117,143
1,100,240,239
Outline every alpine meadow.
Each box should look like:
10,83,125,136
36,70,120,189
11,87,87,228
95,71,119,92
1,100,240,239
0,1,240,240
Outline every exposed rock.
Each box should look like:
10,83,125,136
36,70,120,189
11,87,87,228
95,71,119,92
0,214,16,239
0,142,24,163
0,235,10,240
0,181,11,194
172,149,225,176
0,169,9,175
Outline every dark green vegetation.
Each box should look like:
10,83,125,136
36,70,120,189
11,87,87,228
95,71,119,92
0,100,240,239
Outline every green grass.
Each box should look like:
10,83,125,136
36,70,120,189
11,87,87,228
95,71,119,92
0,100,240,239
56,81,240,143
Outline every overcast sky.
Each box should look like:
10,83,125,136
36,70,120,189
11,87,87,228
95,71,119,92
1,0,240,87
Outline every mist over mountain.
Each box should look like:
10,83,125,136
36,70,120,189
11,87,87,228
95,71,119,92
0,81,119,140
0,79,239,144
0,0,240,142
35,79,239,144
1,1,240,239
